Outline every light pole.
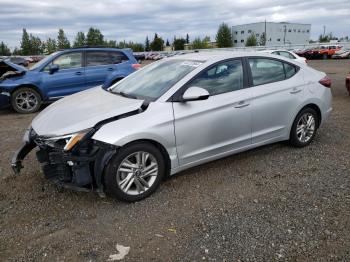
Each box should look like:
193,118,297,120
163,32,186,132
283,25,287,45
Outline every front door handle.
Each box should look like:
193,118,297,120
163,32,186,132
290,88,302,94
107,68,114,71
75,71,82,75
234,101,250,108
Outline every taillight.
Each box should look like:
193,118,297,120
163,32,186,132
319,76,331,88
132,64,141,70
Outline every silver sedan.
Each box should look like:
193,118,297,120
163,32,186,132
12,52,332,202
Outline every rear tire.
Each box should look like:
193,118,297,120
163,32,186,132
11,87,41,114
322,53,328,60
289,107,319,147
104,142,165,202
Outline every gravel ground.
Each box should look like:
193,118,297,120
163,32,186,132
0,59,349,261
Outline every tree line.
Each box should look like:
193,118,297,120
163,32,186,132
0,23,236,56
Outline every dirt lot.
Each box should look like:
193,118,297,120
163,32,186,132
0,59,349,261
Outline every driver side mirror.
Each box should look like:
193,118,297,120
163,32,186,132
49,64,59,74
181,86,209,102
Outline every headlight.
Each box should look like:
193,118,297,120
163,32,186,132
43,129,92,151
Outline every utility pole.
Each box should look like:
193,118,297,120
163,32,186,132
264,19,267,46
323,25,326,37
283,25,287,45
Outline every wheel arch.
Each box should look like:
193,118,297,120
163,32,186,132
299,103,322,128
11,84,44,100
121,139,172,179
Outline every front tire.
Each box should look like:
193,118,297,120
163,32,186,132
289,107,319,147
11,87,41,114
104,142,165,202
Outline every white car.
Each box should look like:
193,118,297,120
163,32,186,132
260,50,307,64
12,52,332,202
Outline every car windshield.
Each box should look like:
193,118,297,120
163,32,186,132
110,59,203,101
29,52,59,70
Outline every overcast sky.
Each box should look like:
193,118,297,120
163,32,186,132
1,0,350,48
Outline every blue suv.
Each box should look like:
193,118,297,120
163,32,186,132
0,48,140,113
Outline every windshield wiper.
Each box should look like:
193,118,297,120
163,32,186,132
113,91,138,99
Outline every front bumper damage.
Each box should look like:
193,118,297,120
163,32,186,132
11,129,117,197
11,102,148,196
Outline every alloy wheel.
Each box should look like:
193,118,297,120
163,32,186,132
116,151,158,196
296,113,316,143
15,91,38,112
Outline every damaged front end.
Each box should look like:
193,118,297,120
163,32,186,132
12,128,117,197
11,104,148,196
0,59,26,80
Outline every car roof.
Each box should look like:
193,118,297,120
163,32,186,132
168,51,286,62
59,47,131,53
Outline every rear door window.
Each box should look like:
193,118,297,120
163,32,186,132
284,63,297,78
86,51,110,66
248,58,298,86
248,58,285,86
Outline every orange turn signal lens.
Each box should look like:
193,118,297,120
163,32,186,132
64,133,86,151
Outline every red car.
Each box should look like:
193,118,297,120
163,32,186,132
346,73,350,95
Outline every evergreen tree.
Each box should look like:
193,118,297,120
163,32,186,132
73,31,86,47
216,23,233,48
57,29,70,49
29,35,44,55
105,40,117,47
173,38,186,50
128,42,144,52
166,39,170,46
46,38,57,54
259,32,266,46
186,34,190,44
12,47,21,55
145,36,150,51
86,27,104,46
245,33,257,47
192,37,204,49
20,28,31,55
0,42,11,56
150,33,164,51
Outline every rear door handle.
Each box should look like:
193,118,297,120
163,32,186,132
75,71,82,75
234,101,250,108
290,88,302,94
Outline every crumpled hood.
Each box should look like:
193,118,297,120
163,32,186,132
0,59,27,73
32,87,144,136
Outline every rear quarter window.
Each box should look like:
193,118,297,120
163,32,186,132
109,52,129,64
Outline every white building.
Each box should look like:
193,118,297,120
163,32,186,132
232,22,311,47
